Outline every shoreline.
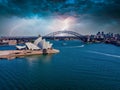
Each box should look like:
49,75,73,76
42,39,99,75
0,49,59,59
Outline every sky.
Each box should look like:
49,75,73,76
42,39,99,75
0,0,120,36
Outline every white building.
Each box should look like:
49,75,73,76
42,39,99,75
34,37,53,49
16,36,53,50
25,42,40,50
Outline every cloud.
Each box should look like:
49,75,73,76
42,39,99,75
0,0,120,36
0,0,119,18
0,14,119,36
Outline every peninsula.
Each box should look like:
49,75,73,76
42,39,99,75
0,36,59,59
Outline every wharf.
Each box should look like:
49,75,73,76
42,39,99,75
0,49,59,59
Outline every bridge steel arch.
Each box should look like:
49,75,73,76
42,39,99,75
45,30,82,37
44,30,86,41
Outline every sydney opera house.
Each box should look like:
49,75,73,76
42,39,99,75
16,36,53,50
0,37,59,59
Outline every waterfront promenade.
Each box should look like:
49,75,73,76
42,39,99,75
0,49,59,59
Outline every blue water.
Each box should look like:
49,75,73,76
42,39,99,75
0,41,120,90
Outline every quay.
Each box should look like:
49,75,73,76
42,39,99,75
0,49,59,59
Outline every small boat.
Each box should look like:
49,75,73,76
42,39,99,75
81,45,84,47
62,43,67,46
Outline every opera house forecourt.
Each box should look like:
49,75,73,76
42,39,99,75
0,36,59,59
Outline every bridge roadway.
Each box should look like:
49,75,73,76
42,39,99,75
0,31,89,43
0,36,88,41
44,30,88,42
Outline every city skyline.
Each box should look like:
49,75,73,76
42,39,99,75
0,0,120,36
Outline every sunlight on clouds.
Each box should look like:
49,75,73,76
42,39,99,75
5,15,119,36
9,16,77,36
48,16,76,31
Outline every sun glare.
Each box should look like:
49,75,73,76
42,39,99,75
61,17,76,30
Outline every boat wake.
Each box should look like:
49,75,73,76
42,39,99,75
64,45,84,48
88,51,120,58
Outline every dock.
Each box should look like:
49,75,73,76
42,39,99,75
0,49,59,59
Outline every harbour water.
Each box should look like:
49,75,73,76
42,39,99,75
0,40,120,90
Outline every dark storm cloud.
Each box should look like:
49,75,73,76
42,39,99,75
0,0,120,18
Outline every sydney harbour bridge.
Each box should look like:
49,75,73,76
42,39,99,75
44,30,88,42
1,30,89,43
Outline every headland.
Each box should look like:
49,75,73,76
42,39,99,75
0,36,60,59
0,49,59,59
